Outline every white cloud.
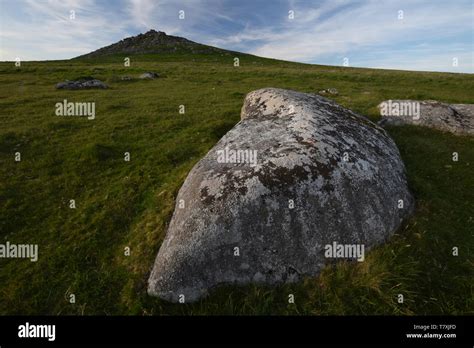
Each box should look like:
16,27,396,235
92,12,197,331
246,0,472,65
1,0,131,60
204,0,473,72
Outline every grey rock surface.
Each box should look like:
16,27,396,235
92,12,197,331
378,100,473,136
56,78,107,90
148,88,414,303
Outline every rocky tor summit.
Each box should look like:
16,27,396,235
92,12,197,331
76,29,236,59
148,88,415,303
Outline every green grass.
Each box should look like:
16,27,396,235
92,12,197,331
0,53,473,315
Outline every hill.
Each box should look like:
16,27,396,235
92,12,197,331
75,29,239,59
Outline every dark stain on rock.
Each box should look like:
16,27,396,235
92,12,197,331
256,164,310,189
200,186,215,205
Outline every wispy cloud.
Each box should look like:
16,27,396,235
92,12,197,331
229,0,473,72
1,0,132,60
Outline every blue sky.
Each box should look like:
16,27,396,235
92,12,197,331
1,0,473,72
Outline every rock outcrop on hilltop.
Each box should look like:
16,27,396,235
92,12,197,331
76,30,236,59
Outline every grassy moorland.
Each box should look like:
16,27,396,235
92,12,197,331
0,53,472,315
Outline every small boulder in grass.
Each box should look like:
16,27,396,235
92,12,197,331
318,88,339,96
56,78,107,90
139,72,160,79
377,100,474,136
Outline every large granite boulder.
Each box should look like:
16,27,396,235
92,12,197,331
378,100,473,136
148,88,414,303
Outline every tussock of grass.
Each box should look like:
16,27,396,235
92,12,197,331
0,54,472,315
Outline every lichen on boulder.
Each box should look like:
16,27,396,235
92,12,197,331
148,88,414,303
